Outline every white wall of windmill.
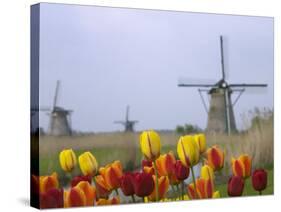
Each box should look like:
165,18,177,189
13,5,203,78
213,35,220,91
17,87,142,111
48,111,72,136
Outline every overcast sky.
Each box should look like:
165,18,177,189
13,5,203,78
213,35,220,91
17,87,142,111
38,3,273,132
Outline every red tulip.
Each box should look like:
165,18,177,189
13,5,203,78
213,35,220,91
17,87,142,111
40,188,63,209
174,160,190,181
252,169,267,193
142,159,153,169
71,175,92,187
120,172,135,196
228,176,244,197
133,172,154,197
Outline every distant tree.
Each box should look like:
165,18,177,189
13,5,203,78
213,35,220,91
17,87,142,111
175,123,202,135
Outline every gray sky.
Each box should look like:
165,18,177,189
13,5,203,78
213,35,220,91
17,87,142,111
39,3,273,132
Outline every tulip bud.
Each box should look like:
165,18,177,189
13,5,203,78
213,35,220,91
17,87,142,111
64,186,87,207
59,149,77,172
99,160,123,190
194,134,206,154
149,175,169,201
39,172,59,193
232,154,251,179
133,172,154,197
94,175,111,198
78,151,98,176
156,151,176,177
75,181,96,206
71,175,92,187
252,169,267,192
206,146,224,171
40,188,63,209
174,160,189,181
140,130,161,161
227,176,244,197
201,164,214,182
177,135,200,167
120,172,135,196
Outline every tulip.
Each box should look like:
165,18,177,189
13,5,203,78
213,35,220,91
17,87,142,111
78,151,98,176
120,172,135,196
59,149,77,172
194,133,206,154
133,172,154,198
143,166,155,175
206,146,224,171
156,151,176,177
99,160,123,190
148,176,169,201
140,130,161,161
187,178,214,199
232,154,252,178
201,164,214,182
75,181,96,206
39,172,59,193
174,160,189,181
94,175,111,199
142,159,153,169
96,197,120,205
64,186,86,207
252,169,267,194
212,190,220,198
177,135,200,198
228,176,244,197
177,135,200,167
40,188,63,209
71,175,92,187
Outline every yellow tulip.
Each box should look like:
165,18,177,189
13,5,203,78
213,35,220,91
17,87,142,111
194,134,206,154
212,190,220,198
201,164,214,182
177,135,200,167
140,130,161,161
59,149,77,172
78,151,98,176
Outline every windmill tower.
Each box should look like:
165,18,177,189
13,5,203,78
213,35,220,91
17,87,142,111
178,36,267,135
114,105,138,132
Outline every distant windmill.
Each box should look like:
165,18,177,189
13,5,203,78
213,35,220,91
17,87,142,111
114,105,138,132
178,35,267,135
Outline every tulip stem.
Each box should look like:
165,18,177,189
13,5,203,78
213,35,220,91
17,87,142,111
92,176,100,200
171,185,176,200
259,191,262,195
181,181,185,200
191,166,198,198
115,189,119,196
131,195,136,203
176,184,180,199
153,161,159,201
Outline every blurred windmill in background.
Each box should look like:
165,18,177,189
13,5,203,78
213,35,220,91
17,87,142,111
31,80,73,136
178,35,267,135
114,105,138,132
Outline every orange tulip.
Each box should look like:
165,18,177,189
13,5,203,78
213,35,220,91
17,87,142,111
39,172,59,193
64,186,86,207
148,176,169,201
206,146,224,171
75,181,96,206
96,197,120,205
99,160,123,190
187,178,214,199
143,166,155,175
156,151,176,177
232,154,252,178
94,175,111,198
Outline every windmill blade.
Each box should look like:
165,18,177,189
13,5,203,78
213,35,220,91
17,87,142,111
229,83,267,87
126,105,129,122
53,80,61,109
178,77,218,87
220,35,226,80
114,121,126,125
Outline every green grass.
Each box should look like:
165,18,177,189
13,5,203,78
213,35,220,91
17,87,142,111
216,169,274,197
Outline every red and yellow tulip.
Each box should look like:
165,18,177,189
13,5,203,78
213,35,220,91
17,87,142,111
206,146,224,171
75,181,96,206
140,130,161,161
96,197,120,205
187,178,216,199
64,186,87,207
59,149,77,172
99,160,123,190
39,172,59,193
232,154,252,178
40,188,64,209
78,151,98,176
148,176,169,201
156,151,176,177
94,175,111,198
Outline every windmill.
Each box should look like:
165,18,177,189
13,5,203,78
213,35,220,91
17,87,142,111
178,35,267,135
114,105,138,132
